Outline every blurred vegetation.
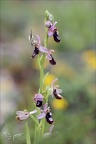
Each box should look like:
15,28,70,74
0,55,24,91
0,1,96,144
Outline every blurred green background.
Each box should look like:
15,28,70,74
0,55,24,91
1,0,96,144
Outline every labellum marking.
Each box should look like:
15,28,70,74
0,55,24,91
53,89,62,99
36,100,42,107
32,47,39,58
53,30,60,43
49,55,56,65
45,112,54,124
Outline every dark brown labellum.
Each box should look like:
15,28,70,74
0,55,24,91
32,47,39,58
49,55,56,65
45,112,54,124
36,100,42,107
53,89,62,99
53,30,60,43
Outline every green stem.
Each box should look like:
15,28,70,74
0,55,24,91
30,115,39,126
40,23,48,136
36,121,42,142
39,58,44,93
33,124,37,144
41,90,50,135
41,118,45,135
37,14,49,142
26,122,31,144
39,28,48,93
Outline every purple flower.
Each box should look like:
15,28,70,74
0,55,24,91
45,21,60,43
51,78,63,99
16,109,37,121
30,35,41,58
33,94,44,107
29,32,46,58
37,103,54,125
29,33,56,65
29,34,53,61
39,47,56,65
45,21,57,37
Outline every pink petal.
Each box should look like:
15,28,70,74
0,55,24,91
48,30,53,37
50,21,57,31
43,103,48,111
29,109,37,114
39,46,48,53
19,115,29,120
36,35,41,47
35,94,44,99
37,113,46,119
33,94,44,101
46,49,54,60
51,78,58,88
16,111,29,116
16,111,24,115
46,53,52,60
45,21,52,28
56,88,63,94
16,111,29,120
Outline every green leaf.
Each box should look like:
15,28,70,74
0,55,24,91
26,122,31,144
43,72,49,84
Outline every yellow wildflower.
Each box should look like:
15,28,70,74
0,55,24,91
44,74,56,86
82,50,96,70
51,98,68,110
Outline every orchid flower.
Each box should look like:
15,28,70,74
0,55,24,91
16,109,37,121
39,46,56,65
37,103,54,124
45,21,57,37
51,78,63,99
29,32,46,58
45,21,60,43
33,94,44,107
35,35,56,65
29,33,56,64
29,34,41,58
